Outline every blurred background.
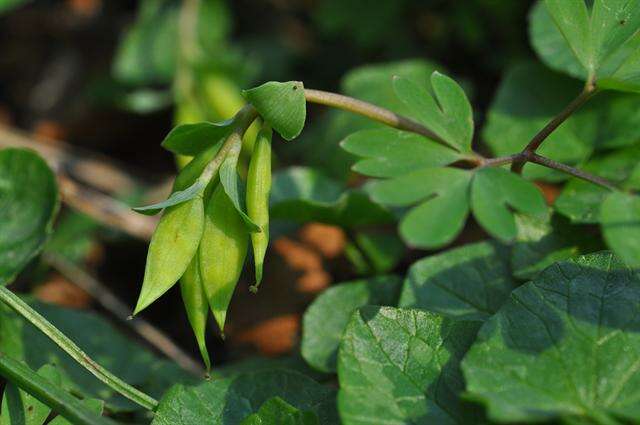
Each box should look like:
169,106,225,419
0,0,537,370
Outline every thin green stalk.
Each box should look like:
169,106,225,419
0,352,117,425
0,287,158,411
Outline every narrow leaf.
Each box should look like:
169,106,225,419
161,121,233,156
133,180,206,216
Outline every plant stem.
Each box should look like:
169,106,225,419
512,84,597,173
0,287,159,411
527,153,616,190
304,88,452,150
0,352,118,425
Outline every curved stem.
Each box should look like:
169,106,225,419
512,84,597,173
0,352,117,425
527,153,616,190
304,88,452,150
0,287,159,411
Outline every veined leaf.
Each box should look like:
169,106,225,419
152,370,338,425
393,72,473,152
367,167,471,248
601,191,640,267
301,276,402,373
399,241,516,321
341,128,460,178
0,149,59,286
337,306,481,425
243,81,306,141
240,397,319,425
530,0,640,92
463,251,640,423
471,167,548,242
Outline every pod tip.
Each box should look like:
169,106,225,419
126,315,134,321
249,285,259,294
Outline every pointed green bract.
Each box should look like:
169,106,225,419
367,167,471,248
134,198,205,315
340,128,460,178
463,252,640,423
0,149,59,286
219,135,261,232
199,185,248,333
161,120,233,156
246,126,272,290
531,0,640,92
180,254,211,371
471,167,548,242
133,180,207,216
393,72,473,152
601,191,640,267
243,81,306,141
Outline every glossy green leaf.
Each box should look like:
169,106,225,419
530,0,640,92
471,167,547,242
0,364,61,425
367,167,471,248
399,241,516,321
219,139,261,232
301,275,402,373
180,254,211,371
511,213,601,280
134,198,205,314
240,397,319,425
393,72,473,152
0,301,194,412
243,81,306,140
270,167,394,228
463,252,640,423
601,191,640,267
555,146,640,223
161,121,232,156
337,306,481,425
152,370,338,425
341,128,460,178
0,149,58,286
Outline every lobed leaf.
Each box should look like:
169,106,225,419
471,167,548,242
337,306,481,424
393,72,473,152
240,397,319,425
243,81,306,141
341,128,460,178
367,167,471,248
0,149,59,286
463,251,640,423
301,275,402,373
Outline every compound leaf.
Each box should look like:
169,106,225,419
393,72,473,152
341,128,460,178
471,167,547,242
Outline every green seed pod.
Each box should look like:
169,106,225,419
180,252,211,371
246,125,272,291
199,184,248,334
134,197,204,315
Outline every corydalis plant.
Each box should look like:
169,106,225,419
132,0,640,370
